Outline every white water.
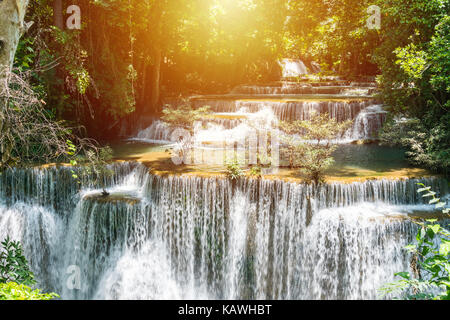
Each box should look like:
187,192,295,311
134,102,384,146
279,59,309,78
343,105,387,141
0,163,447,300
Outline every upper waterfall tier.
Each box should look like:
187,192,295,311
189,98,374,122
231,85,376,95
136,76,382,144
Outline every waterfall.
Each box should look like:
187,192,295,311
231,84,373,96
225,191,251,299
344,105,387,141
132,120,176,144
190,99,372,122
135,101,384,145
0,162,448,300
279,59,309,78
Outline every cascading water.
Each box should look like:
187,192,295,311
134,101,383,145
279,59,309,78
190,99,373,122
133,120,175,144
154,61,383,144
344,105,388,141
231,84,373,96
1,63,441,301
0,162,448,300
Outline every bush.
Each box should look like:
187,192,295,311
0,282,59,300
0,237,58,300
0,237,35,286
379,115,450,173
0,69,104,170
226,158,243,180
249,166,262,178
380,184,450,300
279,113,352,184
161,102,211,133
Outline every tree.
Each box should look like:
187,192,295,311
0,0,30,154
161,102,210,133
380,116,450,173
374,0,450,173
52,0,63,30
279,113,352,183
0,0,30,72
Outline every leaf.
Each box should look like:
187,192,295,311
440,240,450,256
430,224,441,234
417,186,431,193
429,198,440,204
395,272,411,280
417,227,426,242
421,246,430,256
422,192,436,198
435,202,446,209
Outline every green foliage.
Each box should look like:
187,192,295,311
72,145,115,188
0,237,35,286
428,15,450,94
0,238,59,300
161,102,211,132
394,44,428,80
249,166,262,178
226,157,244,180
0,282,59,301
380,115,450,172
380,184,450,300
285,0,380,76
373,0,450,173
279,113,352,183
51,27,91,95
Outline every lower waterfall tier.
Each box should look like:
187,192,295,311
0,162,448,299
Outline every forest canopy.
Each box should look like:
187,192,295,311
0,0,449,171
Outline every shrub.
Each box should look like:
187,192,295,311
226,158,243,180
279,113,352,184
249,166,262,178
0,237,35,286
379,184,450,300
0,282,59,300
0,237,58,300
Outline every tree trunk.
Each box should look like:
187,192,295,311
53,0,64,29
0,0,29,165
147,0,164,115
0,0,29,84
149,47,162,115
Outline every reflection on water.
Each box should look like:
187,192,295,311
330,144,411,172
110,141,168,158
